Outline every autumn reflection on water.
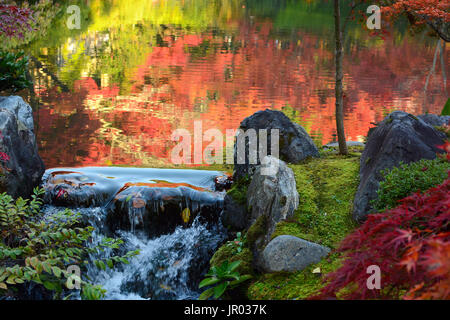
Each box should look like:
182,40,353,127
27,0,448,168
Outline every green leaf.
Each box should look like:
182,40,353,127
52,266,62,278
198,287,215,300
229,274,252,287
198,277,221,289
6,275,16,285
228,260,241,272
43,281,57,291
213,282,228,299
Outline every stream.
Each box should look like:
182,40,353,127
40,167,228,300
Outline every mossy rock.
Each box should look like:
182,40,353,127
271,156,359,249
247,154,360,300
247,253,343,300
245,214,267,250
226,175,251,205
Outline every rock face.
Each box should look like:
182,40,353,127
418,114,450,128
42,167,226,237
0,96,45,198
106,185,223,237
220,194,248,231
353,111,446,222
247,156,299,249
261,235,330,273
233,109,319,181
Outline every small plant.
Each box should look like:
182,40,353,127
0,188,139,300
226,232,246,254
371,158,449,212
198,260,252,300
0,50,32,92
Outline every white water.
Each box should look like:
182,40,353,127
40,167,228,300
42,202,226,300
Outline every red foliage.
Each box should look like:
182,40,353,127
0,4,35,39
314,173,450,300
383,0,450,24
0,152,9,162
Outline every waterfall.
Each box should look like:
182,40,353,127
39,167,230,300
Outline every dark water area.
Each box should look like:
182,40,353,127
22,0,448,169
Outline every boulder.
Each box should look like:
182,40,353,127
260,235,330,273
0,96,45,198
246,156,299,250
353,111,446,222
220,193,248,231
233,109,319,181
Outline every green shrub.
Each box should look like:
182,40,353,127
0,188,139,300
0,50,32,92
372,158,450,212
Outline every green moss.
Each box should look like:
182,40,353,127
247,253,344,300
210,245,254,277
226,175,251,205
245,215,267,249
248,154,360,300
434,125,450,138
271,155,359,249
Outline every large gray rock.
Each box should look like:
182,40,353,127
233,109,319,181
261,235,330,273
0,96,45,198
353,111,446,222
247,156,299,249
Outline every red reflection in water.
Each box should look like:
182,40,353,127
34,24,448,169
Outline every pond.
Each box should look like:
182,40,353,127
25,0,448,168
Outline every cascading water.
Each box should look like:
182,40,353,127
39,167,230,300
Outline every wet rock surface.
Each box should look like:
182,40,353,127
0,96,45,198
220,193,248,231
106,184,223,237
353,111,447,222
42,167,226,237
233,109,319,181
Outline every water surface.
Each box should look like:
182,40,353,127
25,0,449,168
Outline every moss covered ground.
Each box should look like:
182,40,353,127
210,152,361,300
247,153,360,299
